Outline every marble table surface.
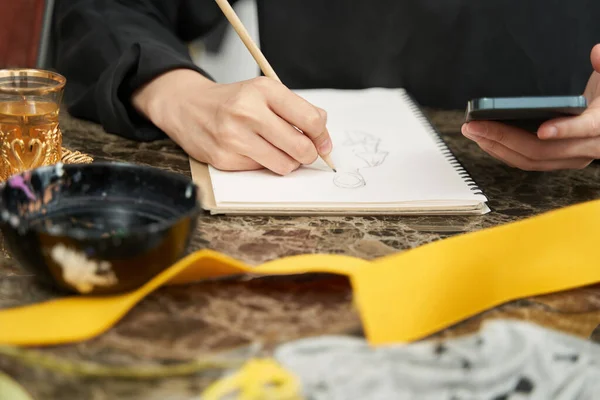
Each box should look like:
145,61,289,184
1,110,600,399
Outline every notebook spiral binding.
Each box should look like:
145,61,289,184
401,91,485,197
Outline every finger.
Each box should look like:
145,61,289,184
258,79,332,155
474,136,592,171
535,44,600,140
482,146,516,168
537,94,600,140
237,131,301,175
209,151,264,172
537,108,600,140
592,43,600,73
183,133,264,172
462,121,600,160
256,111,319,165
278,100,331,156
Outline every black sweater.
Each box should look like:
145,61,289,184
53,0,600,142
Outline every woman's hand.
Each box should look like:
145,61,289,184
132,69,332,175
461,44,600,171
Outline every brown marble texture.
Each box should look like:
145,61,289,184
0,109,599,399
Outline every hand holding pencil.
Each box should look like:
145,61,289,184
214,0,336,172
132,2,336,176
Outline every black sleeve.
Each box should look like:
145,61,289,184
53,0,226,141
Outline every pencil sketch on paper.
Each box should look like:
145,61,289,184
333,130,389,189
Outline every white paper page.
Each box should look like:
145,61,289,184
209,88,486,206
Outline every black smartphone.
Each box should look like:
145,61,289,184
465,95,587,132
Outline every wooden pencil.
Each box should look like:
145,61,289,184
214,0,337,172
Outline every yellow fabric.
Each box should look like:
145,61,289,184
1,199,600,346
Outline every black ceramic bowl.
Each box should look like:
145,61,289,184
0,162,201,295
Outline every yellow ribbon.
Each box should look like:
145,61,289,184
1,199,600,346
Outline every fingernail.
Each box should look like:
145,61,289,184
461,124,477,140
542,126,558,138
465,122,482,136
319,138,332,154
318,108,327,120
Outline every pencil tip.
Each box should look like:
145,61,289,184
320,153,336,172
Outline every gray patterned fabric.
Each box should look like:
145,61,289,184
274,320,600,400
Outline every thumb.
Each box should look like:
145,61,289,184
591,44,600,73
317,107,327,121
311,108,333,155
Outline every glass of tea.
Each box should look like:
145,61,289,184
0,69,66,181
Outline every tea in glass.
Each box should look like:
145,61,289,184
0,69,65,181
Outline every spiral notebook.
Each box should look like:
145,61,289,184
189,88,489,215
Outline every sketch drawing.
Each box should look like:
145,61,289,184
333,130,389,189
